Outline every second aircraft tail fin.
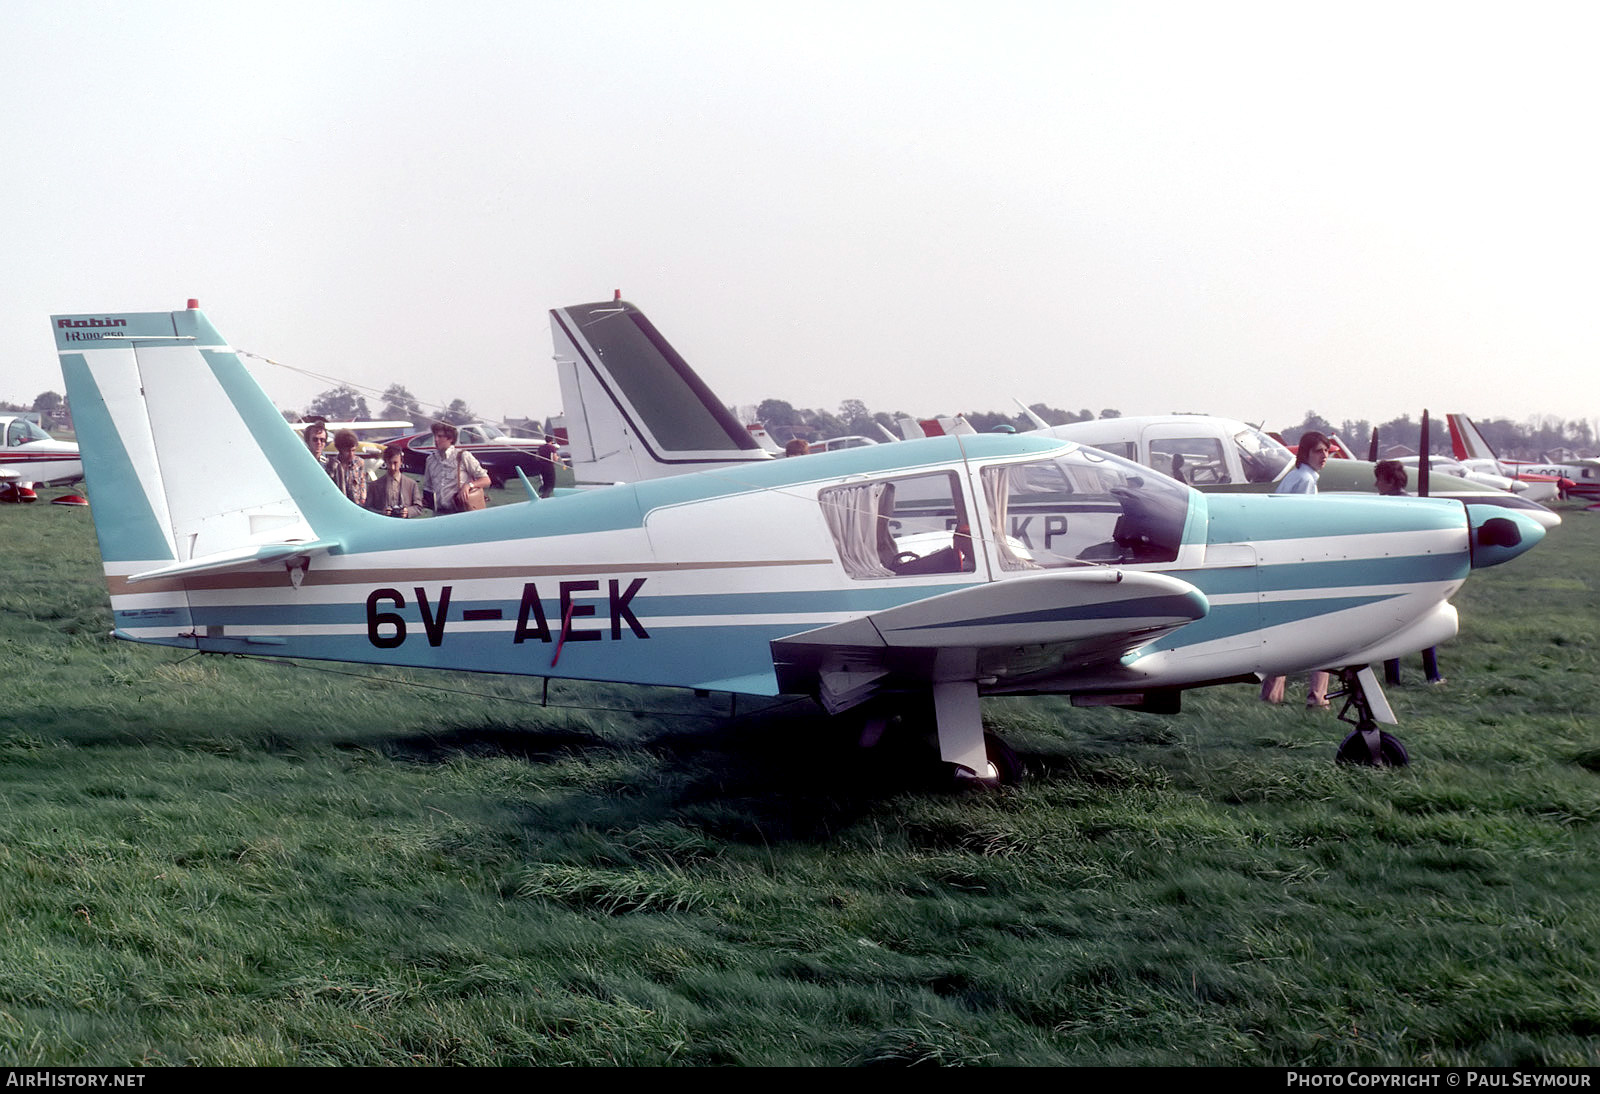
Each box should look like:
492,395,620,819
549,300,773,484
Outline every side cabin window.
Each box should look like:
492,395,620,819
1149,436,1231,485
982,449,1190,569
820,471,975,580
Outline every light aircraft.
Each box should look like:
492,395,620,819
56,302,1550,777
0,415,83,498
547,300,1560,534
1447,413,1597,503
1029,414,1562,531
813,435,880,453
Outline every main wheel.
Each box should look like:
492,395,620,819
981,730,1022,785
1336,728,1410,767
950,731,1023,787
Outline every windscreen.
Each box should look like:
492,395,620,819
982,447,1191,568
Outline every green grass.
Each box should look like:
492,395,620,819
0,489,1597,1065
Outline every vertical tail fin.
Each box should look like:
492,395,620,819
1446,413,1501,467
54,303,357,643
549,300,773,484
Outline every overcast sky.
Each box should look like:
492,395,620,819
5,0,1598,435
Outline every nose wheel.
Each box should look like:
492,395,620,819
1328,667,1410,767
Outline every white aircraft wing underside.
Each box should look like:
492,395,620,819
771,569,1208,711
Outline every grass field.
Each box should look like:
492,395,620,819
1,488,1597,1066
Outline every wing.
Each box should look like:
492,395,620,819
771,569,1208,713
291,420,415,433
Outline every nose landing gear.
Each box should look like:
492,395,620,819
1328,666,1410,767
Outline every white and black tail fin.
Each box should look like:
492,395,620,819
549,300,773,484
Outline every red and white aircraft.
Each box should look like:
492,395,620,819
1447,413,1595,503
0,416,82,502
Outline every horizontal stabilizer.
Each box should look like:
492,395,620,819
128,538,342,584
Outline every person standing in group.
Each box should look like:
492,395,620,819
1261,431,1333,707
534,434,563,499
423,422,490,514
324,429,369,507
367,444,424,518
302,418,329,464
1375,459,1445,686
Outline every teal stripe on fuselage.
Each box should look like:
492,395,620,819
1257,593,1402,629
1205,493,1465,543
58,355,174,563
1138,592,1402,654
886,592,1207,633
181,623,786,694
1171,553,1467,596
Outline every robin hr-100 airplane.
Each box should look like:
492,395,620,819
56,301,1544,778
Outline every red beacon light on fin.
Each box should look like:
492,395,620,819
186,299,200,309
614,289,621,301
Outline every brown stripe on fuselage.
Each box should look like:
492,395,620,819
106,557,835,596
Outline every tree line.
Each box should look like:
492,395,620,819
1280,410,1600,460
755,398,1125,443
18,382,1599,461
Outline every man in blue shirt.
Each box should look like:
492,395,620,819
1261,430,1333,705
1278,430,1330,494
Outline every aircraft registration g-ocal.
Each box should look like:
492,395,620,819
56,302,1546,779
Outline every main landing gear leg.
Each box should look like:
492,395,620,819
933,681,1020,785
1329,666,1410,767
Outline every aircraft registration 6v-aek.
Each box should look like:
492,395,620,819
56,303,1544,780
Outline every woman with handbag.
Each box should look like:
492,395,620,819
422,423,491,514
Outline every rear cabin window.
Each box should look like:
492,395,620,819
982,449,1189,569
820,471,975,579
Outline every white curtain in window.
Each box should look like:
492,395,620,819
821,482,896,578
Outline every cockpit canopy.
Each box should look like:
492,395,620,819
982,447,1190,568
819,444,1193,579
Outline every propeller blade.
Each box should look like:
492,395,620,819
1419,410,1430,498
1367,427,1379,463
